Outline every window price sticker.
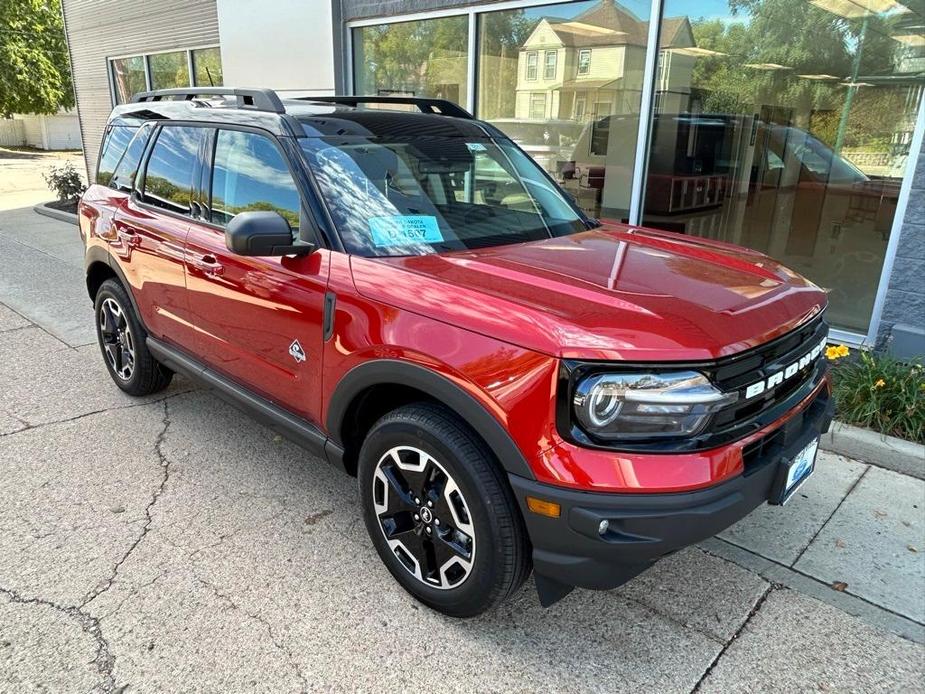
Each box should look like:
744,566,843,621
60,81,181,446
369,215,444,247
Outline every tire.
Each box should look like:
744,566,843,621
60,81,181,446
358,402,531,617
94,279,173,396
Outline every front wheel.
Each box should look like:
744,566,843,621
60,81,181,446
358,403,531,617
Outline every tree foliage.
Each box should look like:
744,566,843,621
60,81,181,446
0,0,73,116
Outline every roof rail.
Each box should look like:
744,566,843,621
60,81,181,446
131,88,285,114
299,96,473,119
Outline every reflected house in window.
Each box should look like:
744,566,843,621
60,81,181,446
514,0,695,123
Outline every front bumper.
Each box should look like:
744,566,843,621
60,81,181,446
510,385,834,597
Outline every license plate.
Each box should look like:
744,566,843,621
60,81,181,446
781,438,819,503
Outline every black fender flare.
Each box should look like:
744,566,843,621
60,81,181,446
327,359,536,480
85,246,146,330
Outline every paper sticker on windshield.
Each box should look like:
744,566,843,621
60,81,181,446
467,142,487,152
369,216,443,247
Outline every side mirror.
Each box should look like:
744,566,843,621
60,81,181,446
225,211,314,257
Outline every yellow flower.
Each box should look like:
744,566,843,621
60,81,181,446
874,379,885,388
836,345,850,357
825,346,840,360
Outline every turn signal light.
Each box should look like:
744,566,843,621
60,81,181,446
526,496,561,518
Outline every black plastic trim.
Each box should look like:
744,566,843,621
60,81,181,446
323,292,336,342
326,359,536,480
515,386,834,593
132,88,285,114
146,337,347,474
300,95,472,119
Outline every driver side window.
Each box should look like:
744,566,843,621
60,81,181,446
210,130,301,229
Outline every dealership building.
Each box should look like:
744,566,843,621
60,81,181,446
61,0,925,350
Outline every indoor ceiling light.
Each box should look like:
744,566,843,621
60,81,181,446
797,73,842,80
744,63,792,70
892,33,925,46
809,0,910,18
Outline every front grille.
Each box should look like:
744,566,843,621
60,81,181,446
709,314,828,436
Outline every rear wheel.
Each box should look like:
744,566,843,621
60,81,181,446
358,403,531,617
94,279,172,396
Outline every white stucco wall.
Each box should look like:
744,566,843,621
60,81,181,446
216,0,336,96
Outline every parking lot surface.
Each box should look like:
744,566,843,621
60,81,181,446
0,205,922,692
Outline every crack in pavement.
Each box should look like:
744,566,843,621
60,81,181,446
194,573,309,692
81,399,172,609
0,389,193,440
0,585,116,693
689,583,777,693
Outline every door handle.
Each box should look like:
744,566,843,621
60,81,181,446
116,228,141,248
193,255,224,277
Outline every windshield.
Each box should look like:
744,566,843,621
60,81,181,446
300,136,589,257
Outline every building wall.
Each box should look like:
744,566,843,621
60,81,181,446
216,0,336,95
61,0,221,179
878,147,925,349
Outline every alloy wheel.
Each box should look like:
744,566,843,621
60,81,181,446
372,446,476,589
99,297,135,381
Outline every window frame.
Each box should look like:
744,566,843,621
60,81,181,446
107,45,223,106
529,92,546,119
578,49,592,76
526,51,538,81
544,50,557,80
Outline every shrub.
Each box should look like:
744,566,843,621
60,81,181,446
827,345,924,444
43,162,85,203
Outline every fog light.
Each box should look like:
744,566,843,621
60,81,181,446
598,519,610,535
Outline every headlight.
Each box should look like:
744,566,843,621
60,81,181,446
572,371,737,440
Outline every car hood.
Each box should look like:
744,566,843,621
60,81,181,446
350,222,827,361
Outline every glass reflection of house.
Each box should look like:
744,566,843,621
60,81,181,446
514,0,695,122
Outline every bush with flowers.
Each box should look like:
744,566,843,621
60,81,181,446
826,344,924,444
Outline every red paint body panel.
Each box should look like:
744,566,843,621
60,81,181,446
352,222,825,362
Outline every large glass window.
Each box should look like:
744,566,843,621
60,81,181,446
210,130,301,229
149,51,190,90
141,126,203,216
641,0,924,333
110,56,146,104
192,47,223,87
97,126,136,185
477,0,655,221
353,16,469,105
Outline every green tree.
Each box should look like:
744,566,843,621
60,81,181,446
0,0,73,116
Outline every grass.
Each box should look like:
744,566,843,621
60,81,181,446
828,346,924,444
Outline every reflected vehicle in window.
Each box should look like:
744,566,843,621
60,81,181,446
567,112,898,223
488,118,584,177
80,89,833,618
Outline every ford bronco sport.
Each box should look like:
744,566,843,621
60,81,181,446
79,88,833,617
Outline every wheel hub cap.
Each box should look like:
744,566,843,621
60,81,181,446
372,446,475,590
99,297,135,381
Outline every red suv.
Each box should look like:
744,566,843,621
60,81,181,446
79,88,833,617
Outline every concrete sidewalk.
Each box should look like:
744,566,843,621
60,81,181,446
0,206,923,692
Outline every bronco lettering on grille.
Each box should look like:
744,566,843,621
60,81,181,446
743,337,827,400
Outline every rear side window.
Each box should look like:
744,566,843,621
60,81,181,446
141,126,203,215
97,126,136,186
210,129,300,229
109,124,154,192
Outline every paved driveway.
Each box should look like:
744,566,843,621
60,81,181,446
0,206,922,692
0,147,84,211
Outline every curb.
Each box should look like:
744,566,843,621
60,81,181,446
820,421,924,479
33,202,78,225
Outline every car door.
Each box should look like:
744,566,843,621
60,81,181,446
113,124,206,350
184,127,330,425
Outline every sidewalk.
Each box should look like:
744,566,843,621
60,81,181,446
0,206,922,691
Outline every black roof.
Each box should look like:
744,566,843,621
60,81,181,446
108,89,504,139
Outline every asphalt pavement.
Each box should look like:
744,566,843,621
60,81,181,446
0,181,922,692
